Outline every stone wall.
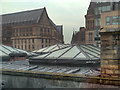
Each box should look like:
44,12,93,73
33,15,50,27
2,75,118,88
100,31,120,78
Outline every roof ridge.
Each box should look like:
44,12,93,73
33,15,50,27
1,8,44,16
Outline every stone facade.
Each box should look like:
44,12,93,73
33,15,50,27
85,14,94,45
100,31,120,79
85,2,95,45
86,1,120,47
101,10,120,32
71,27,86,44
1,7,64,51
100,10,120,78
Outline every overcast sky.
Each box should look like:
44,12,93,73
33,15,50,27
1,0,91,44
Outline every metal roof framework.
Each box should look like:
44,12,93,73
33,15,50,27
30,44,100,65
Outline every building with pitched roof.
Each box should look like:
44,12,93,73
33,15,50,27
1,7,64,51
71,27,86,45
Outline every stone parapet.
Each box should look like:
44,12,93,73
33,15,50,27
100,31,120,79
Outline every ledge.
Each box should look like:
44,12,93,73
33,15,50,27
1,68,120,86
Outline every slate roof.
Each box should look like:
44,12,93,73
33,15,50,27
1,7,63,35
2,8,44,24
1,61,101,76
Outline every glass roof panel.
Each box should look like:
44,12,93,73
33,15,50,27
43,45,57,52
2,45,18,52
87,45,100,51
32,53,48,59
0,46,11,54
15,48,30,54
87,53,95,58
80,46,99,57
36,47,48,52
58,46,80,59
50,46,59,52
73,52,86,59
0,50,8,56
81,45,100,54
45,47,71,59
32,50,38,52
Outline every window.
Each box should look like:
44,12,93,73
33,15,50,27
119,16,120,24
106,17,110,25
98,7,102,14
32,45,34,49
106,17,110,22
95,19,97,26
95,8,98,15
15,40,16,44
25,39,26,44
29,45,30,50
106,6,110,11
21,45,23,49
98,18,101,26
32,39,34,43
42,39,44,43
102,6,106,12
28,39,30,44
95,18,100,26
46,39,47,43
49,39,50,43
14,45,16,48
48,29,50,33
112,16,119,25
89,32,93,42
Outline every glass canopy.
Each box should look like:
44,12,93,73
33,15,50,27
30,44,100,65
0,44,38,61
32,44,70,54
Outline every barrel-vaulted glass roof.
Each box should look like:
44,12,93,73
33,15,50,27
30,44,100,65
0,45,38,61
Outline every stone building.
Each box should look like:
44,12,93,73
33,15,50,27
100,10,120,78
85,2,95,45
85,1,120,47
71,27,86,44
1,7,64,51
101,10,120,32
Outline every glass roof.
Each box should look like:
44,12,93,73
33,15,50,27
73,52,86,60
0,44,38,61
58,46,80,59
32,44,70,53
0,50,8,57
45,47,71,59
0,45,11,54
30,44,100,62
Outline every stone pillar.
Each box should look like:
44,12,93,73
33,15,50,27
100,31,120,79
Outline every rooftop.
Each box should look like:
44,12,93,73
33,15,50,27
0,44,38,61
30,44,100,66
